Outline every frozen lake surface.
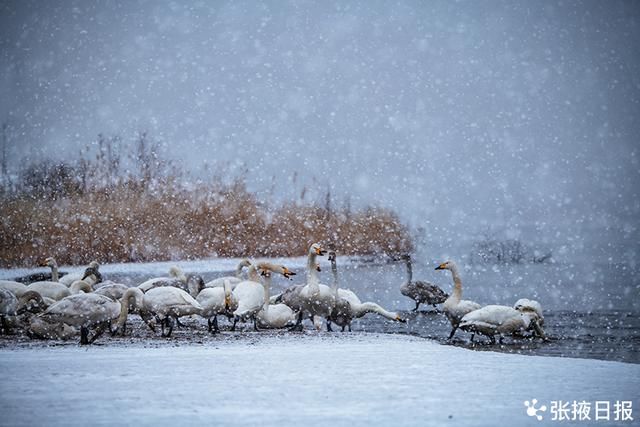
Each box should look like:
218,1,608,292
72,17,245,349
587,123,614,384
1,334,638,427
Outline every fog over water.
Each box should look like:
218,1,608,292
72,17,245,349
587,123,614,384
1,1,639,262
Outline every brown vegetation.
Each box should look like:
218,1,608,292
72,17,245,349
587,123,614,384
0,135,414,267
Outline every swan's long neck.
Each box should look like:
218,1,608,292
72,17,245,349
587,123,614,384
235,260,249,278
50,263,59,282
356,302,399,321
70,280,93,294
331,259,339,298
306,252,319,291
116,288,143,330
404,259,412,286
262,274,271,311
449,264,463,303
247,265,260,282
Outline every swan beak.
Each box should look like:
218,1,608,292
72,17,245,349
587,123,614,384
283,268,296,279
396,315,406,323
315,247,327,256
435,263,445,270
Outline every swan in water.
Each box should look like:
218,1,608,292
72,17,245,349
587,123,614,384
114,286,203,337
0,280,28,298
298,243,335,331
39,293,121,344
58,261,102,286
435,260,481,339
232,262,296,330
204,259,252,289
196,279,238,333
400,255,448,311
256,264,297,329
459,305,546,343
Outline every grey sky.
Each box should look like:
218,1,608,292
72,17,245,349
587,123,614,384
1,0,639,258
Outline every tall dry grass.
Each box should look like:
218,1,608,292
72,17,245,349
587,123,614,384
0,178,414,268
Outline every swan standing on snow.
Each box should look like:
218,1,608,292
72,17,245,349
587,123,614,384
435,260,481,339
299,243,335,331
39,293,121,344
400,255,448,311
256,264,297,329
514,298,544,326
204,259,252,289
114,286,202,337
232,262,296,331
459,305,546,343
196,279,238,333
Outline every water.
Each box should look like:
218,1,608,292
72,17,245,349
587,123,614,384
102,258,640,365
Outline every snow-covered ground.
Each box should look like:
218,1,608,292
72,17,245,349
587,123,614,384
0,333,637,426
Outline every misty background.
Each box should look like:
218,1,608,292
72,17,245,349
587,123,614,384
1,0,639,264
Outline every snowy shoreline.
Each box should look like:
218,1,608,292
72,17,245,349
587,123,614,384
1,333,638,426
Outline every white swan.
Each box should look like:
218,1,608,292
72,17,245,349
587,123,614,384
93,282,130,301
514,298,544,326
204,259,252,289
137,273,185,293
26,281,71,301
0,280,28,298
326,251,353,332
256,264,298,329
435,260,481,339
39,293,121,344
459,305,546,343
1,289,47,333
196,279,238,333
58,261,101,286
28,316,77,340
40,257,60,282
400,254,448,311
115,286,202,337
232,262,296,330
299,243,335,331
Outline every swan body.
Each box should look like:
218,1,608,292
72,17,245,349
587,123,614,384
256,264,297,329
400,255,448,311
28,316,77,340
337,288,404,322
115,286,202,337
0,280,28,298
299,243,334,330
459,305,545,342
326,250,353,332
514,298,544,326
41,293,121,344
137,277,185,293
26,281,71,301
435,261,481,339
204,259,252,289
94,282,130,301
197,280,238,333
58,261,101,286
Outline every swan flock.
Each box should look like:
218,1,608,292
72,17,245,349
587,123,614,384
0,247,547,345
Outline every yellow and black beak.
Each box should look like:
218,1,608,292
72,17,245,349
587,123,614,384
283,268,296,279
315,247,327,256
435,263,446,270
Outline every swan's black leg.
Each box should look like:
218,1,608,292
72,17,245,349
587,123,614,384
489,335,496,344
164,317,175,337
253,316,260,332
80,326,89,345
327,321,333,332
470,333,475,342
175,317,186,328
213,316,219,333
207,318,213,332
288,311,304,332
348,323,352,332
448,325,458,340
160,317,166,337
89,322,108,344
231,317,238,332
0,316,8,334
498,335,504,344
413,301,420,312
341,325,346,332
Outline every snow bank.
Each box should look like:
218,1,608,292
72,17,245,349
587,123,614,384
0,333,637,426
